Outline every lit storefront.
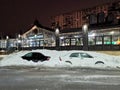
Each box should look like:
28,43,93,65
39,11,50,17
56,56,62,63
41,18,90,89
21,25,55,48
0,24,120,51
0,25,55,50
88,26,120,45
58,25,120,46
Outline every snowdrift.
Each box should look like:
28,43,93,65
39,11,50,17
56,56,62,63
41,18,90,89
0,49,120,69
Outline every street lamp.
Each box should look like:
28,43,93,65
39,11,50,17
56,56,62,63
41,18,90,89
6,36,9,53
18,34,21,38
55,28,60,50
17,34,22,51
82,24,88,50
55,28,59,35
34,34,37,47
6,36,9,40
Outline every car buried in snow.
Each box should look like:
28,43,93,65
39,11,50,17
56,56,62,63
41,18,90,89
21,52,50,62
59,52,106,66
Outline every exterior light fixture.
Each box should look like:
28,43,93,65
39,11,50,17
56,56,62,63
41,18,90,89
55,28,60,50
55,28,59,36
82,24,88,51
18,34,21,38
82,24,88,34
6,36,9,39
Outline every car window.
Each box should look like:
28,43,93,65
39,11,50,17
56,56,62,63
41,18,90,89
33,52,44,58
38,53,44,56
80,53,93,58
70,53,79,57
25,53,32,57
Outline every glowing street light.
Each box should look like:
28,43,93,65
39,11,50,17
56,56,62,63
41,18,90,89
55,28,59,36
82,24,88,33
82,24,88,50
17,34,22,51
55,28,60,50
6,36,9,53
18,34,21,38
6,36,9,40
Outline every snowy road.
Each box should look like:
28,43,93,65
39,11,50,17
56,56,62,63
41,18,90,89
0,67,120,90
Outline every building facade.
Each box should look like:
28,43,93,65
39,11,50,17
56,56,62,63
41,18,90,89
0,25,55,51
49,0,120,50
1,1,120,51
22,25,55,47
58,25,120,47
50,1,120,30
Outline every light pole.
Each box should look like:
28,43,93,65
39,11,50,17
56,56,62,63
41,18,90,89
6,36,9,53
17,34,21,51
34,34,37,48
82,24,88,50
55,28,60,50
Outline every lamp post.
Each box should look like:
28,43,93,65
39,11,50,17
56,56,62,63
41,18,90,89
34,34,37,48
17,34,21,51
82,24,88,51
55,28,60,50
6,36,9,46
6,36,9,53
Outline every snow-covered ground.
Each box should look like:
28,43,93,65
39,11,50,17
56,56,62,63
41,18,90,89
0,49,120,69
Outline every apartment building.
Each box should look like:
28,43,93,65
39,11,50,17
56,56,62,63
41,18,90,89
51,1,120,30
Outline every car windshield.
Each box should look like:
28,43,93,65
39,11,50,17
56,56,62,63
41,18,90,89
70,53,79,57
25,53,32,57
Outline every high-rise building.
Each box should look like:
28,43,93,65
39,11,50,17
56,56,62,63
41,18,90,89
50,1,120,30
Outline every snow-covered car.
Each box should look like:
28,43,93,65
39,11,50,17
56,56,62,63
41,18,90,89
21,52,50,62
59,52,106,66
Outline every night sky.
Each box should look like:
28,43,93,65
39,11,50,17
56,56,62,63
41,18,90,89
0,0,119,38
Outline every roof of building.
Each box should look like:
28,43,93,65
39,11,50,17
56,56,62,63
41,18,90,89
34,19,54,32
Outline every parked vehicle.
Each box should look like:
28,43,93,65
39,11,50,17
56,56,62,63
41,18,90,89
21,52,50,62
59,52,105,66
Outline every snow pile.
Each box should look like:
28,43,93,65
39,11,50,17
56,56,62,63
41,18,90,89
59,50,120,68
0,49,120,69
86,51,120,68
0,50,68,67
